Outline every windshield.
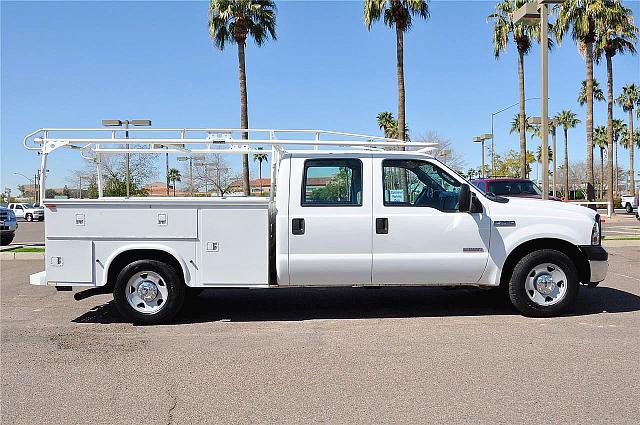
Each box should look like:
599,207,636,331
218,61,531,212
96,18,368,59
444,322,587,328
487,180,542,196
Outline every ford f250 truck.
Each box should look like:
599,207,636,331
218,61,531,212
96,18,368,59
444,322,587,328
25,128,608,324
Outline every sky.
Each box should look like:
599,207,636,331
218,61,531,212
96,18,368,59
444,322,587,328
1,0,639,192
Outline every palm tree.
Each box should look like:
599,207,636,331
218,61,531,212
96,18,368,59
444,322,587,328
377,111,397,138
167,168,181,196
209,0,277,196
613,118,628,194
365,0,429,145
253,147,269,195
554,110,581,199
593,125,608,199
556,0,618,200
617,83,640,196
376,111,410,140
595,2,637,210
489,0,553,178
578,79,605,105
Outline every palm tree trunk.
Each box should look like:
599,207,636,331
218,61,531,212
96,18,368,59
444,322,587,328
552,129,557,197
600,148,605,200
396,25,409,200
629,109,636,197
564,127,569,200
605,52,615,211
613,143,620,195
518,48,527,179
259,162,263,194
396,26,405,144
585,41,596,202
238,41,250,196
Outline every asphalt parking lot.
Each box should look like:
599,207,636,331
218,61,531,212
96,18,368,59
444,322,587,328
1,247,639,424
8,220,44,245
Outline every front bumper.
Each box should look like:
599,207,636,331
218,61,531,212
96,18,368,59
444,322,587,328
579,245,609,284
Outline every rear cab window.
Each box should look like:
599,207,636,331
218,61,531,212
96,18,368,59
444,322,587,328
301,159,363,206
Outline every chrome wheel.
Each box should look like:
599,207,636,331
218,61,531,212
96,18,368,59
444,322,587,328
525,262,568,307
125,271,168,314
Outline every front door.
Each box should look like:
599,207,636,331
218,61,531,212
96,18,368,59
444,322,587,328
372,158,490,285
288,155,372,286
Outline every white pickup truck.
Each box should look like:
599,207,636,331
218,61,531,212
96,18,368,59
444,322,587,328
26,128,608,324
8,203,44,221
621,194,638,214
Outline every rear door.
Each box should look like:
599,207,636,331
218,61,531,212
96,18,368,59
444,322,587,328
287,155,372,286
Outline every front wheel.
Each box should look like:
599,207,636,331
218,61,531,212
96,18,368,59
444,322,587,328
625,203,633,214
508,249,579,317
25,214,33,222
113,260,185,325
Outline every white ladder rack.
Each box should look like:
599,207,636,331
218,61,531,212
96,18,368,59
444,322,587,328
23,127,438,201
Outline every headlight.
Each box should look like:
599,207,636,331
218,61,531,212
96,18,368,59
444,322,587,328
8,210,15,219
591,214,601,245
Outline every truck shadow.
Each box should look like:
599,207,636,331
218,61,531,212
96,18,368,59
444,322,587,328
72,285,640,325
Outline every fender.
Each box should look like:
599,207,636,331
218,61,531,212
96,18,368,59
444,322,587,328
100,243,192,286
484,222,587,286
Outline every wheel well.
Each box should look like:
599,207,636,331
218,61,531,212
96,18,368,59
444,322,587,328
106,249,185,290
499,238,590,286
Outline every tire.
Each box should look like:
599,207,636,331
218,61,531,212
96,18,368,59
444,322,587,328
113,259,185,325
1,234,14,246
508,249,579,317
25,214,33,222
625,203,633,214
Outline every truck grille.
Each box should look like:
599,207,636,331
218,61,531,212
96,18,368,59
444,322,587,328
0,211,8,220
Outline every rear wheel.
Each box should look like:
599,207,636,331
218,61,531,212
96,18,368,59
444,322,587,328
625,203,633,213
508,249,579,317
25,214,33,222
113,260,185,325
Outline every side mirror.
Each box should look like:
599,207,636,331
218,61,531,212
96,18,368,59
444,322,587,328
458,184,471,213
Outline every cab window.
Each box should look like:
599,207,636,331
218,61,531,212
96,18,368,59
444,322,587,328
382,159,462,212
302,159,363,206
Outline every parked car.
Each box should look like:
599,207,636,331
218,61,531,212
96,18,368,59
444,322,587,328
27,127,608,325
471,178,561,201
621,194,638,214
8,203,44,221
0,206,18,245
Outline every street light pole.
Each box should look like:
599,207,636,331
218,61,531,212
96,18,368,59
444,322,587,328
473,137,485,177
512,0,564,200
540,2,550,200
101,119,152,198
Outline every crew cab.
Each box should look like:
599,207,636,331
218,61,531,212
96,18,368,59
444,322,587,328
8,203,44,221
25,128,608,324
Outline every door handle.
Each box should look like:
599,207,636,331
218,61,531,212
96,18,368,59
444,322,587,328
292,218,305,235
376,218,388,234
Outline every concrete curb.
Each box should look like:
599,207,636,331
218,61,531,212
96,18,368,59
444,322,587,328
0,252,44,261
